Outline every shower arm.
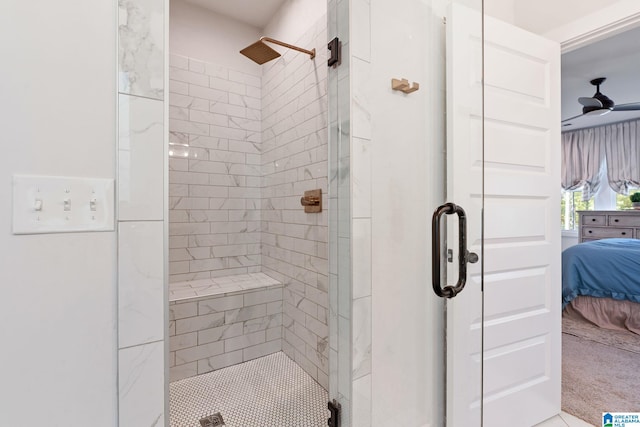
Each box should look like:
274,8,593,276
260,37,316,60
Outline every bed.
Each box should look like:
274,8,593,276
562,238,640,334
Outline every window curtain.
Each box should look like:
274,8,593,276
603,119,640,195
561,127,605,201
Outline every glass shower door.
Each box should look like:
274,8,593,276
327,0,484,426
327,0,562,425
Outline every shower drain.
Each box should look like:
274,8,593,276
199,412,225,427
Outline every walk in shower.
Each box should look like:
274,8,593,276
167,0,329,425
166,0,563,426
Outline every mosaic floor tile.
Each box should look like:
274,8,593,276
170,352,328,427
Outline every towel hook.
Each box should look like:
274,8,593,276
391,78,419,94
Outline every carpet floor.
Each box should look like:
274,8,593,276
562,315,640,426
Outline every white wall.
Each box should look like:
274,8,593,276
485,0,515,24
0,1,117,425
485,0,640,43
562,233,579,251
514,0,611,35
263,0,327,48
170,0,262,74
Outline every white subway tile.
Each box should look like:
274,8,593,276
176,312,225,334
169,118,209,136
243,288,282,306
198,295,243,314
169,302,198,320
229,70,261,88
169,93,209,110
244,314,282,334
210,76,246,95
225,330,265,352
189,258,227,273
190,135,229,150
169,197,209,210
229,93,260,109
225,304,267,323
170,67,209,87
170,54,188,70
169,79,189,95
243,339,281,361
175,340,224,364
189,234,228,247
210,125,246,141
204,63,229,79
189,84,228,102
170,361,197,382
189,58,205,74
197,350,242,374
198,322,244,345
169,332,197,352
169,222,211,236
190,110,228,127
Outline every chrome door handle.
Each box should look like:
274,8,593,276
432,202,478,298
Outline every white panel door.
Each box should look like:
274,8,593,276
446,5,561,427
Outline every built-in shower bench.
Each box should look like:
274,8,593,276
169,273,283,382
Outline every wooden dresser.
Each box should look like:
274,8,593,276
578,210,640,242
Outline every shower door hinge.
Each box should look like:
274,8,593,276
328,37,342,68
328,399,341,427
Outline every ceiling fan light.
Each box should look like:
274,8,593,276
584,108,612,117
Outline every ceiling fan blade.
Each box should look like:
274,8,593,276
578,97,603,108
612,102,640,111
562,114,584,123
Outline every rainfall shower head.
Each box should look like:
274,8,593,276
240,37,315,65
240,39,281,65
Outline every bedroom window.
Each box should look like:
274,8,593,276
561,190,594,230
561,185,638,231
617,191,637,210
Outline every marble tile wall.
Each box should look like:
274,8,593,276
260,16,330,390
169,283,283,382
168,54,263,283
349,0,372,425
117,0,166,425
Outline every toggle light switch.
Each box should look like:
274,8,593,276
13,175,114,234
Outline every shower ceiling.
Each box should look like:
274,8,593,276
182,0,287,28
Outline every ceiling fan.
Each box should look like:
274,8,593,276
562,77,640,124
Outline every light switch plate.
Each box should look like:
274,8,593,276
13,175,115,234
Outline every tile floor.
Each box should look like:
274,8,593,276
170,350,594,427
536,411,595,427
169,352,328,427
